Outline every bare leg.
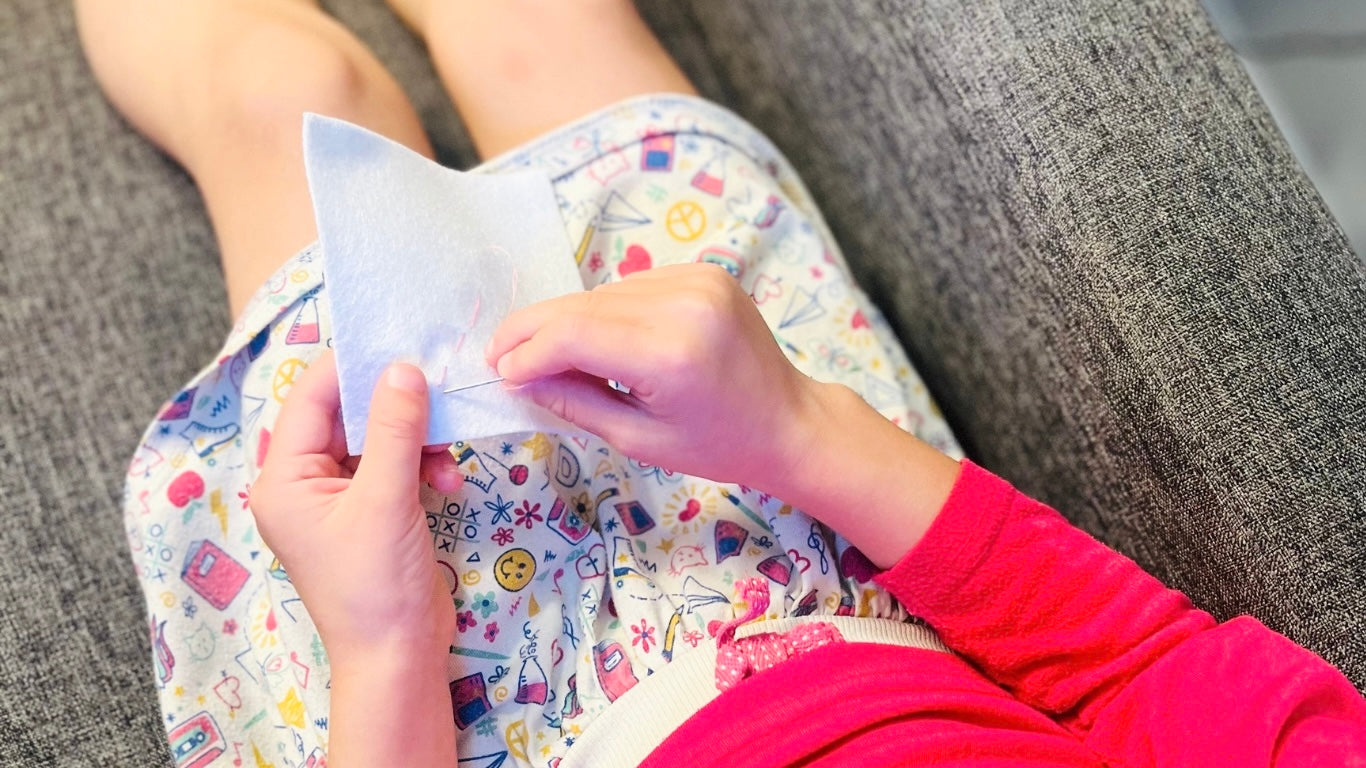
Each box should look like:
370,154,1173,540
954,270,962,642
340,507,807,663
388,0,697,159
76,0,434,318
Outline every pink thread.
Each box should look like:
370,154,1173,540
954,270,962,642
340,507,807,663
710,578,844,691
449,295,482,356
468,294,482,327
447,248,516,364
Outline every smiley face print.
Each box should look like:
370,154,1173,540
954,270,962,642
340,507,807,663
494,548,537,592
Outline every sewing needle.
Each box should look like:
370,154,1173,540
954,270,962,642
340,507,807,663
443,376,505,394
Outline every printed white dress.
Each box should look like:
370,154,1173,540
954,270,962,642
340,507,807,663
125,94,960,768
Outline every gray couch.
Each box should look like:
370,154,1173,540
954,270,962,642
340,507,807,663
3,0,1362,764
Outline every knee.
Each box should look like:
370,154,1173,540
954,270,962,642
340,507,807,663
200,16,369,153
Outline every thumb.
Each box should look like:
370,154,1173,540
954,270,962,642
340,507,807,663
352,363,430,506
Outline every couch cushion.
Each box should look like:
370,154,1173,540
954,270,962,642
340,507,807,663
2,0,1361,765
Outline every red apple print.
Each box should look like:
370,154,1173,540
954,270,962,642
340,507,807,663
619,244,652,276
679,497,702,522
851,310,869,330
167,470,205,508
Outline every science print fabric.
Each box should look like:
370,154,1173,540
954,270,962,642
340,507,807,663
125,94,959,768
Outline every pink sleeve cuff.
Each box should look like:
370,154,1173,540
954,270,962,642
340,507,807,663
873,458,1018,604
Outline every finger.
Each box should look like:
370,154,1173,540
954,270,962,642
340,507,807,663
350,363,430,506
494,310,658,392
420,450,463,493
266,352,346,465
520,372,651,455
487,288,663,366
487,292,587,366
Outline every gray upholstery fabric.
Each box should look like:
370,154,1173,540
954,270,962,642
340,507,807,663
641,0,1366,683
1,0,1360,765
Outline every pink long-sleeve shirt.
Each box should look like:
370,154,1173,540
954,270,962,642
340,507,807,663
641,461,1366,766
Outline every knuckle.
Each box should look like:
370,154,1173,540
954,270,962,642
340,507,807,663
498,345,530,381
245,479,270,516
697,261,732,287
681,285,728,326
245,482,280,534
555,394,576,426
659,342,698,377
369,385,425,441
580,287,609,319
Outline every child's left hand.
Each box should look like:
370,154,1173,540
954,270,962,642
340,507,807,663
249,353,462,661
487,263,819,488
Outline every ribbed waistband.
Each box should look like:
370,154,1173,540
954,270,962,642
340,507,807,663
560,616,949,768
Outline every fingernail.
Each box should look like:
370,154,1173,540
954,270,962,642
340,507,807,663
386,364,427,393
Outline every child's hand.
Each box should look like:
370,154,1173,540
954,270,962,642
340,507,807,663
249,353,461,660
487,263,818,487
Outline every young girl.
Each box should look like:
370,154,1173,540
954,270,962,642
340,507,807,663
79,0,1365,766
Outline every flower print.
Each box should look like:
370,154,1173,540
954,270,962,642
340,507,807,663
456,610,478,634
514,500,543,530
484,622,500,643
683,629,703,648
485,494,514,525
237,485,251,510
471,592,498,619
630,619,656,654
491,527,515,547
570,492,592,521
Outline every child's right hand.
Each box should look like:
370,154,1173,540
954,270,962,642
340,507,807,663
486,263,820,490
489,263,962,569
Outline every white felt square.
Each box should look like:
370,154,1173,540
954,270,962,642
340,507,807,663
302,113,584,454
